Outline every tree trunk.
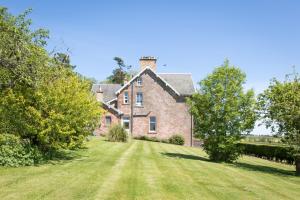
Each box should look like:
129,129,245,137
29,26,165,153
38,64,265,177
296,160,300,176
296,155,300,176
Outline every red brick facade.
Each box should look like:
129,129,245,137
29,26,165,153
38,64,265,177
95,57,194,146
117,71,192,146
95,105,120,136
97,70,193,146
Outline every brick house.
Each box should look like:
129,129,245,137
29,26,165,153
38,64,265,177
92,57,195,146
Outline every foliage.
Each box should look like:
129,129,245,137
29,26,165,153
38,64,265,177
105,57,132,84
257,70,300,154
239,142,294,164
0,134,43,167
107,124,128,142
188,60,256,162
0,7,102,161
0,7,49,89
53,52,76,69
168,134,185,145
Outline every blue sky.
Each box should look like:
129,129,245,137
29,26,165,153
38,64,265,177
2,0,300,134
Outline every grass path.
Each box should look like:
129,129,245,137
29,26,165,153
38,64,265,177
0,137,299,200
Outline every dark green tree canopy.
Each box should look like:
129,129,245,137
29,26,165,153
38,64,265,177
53,52,76,69
105,57,132,84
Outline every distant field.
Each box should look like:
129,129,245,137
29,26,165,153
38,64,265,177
0,137,299,200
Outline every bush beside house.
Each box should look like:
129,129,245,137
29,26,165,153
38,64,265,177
169,134,185,145
107,125,128,142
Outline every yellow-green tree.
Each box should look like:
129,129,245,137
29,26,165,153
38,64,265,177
0,7,102,158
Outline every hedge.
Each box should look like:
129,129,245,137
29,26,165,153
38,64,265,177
134,135,169,144
238,143,295,164
134,135,185,145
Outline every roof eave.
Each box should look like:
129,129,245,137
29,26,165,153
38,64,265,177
101,101,123,116
115,67,181,96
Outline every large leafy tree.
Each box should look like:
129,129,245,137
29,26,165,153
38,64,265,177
188,60,256,162
0,7,102,155
258,70,300,174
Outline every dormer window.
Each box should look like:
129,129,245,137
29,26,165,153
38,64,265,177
124,91,129,104
137,77,142,86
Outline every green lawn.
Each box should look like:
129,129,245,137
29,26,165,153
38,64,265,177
0,137,299,200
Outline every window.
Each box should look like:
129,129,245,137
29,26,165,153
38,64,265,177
149,116,156,132
105,116,112,127
136,92,143,106
122,116,130,130
137,77,142,86
124,91,129,104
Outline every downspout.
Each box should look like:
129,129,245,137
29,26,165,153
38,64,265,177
130,79,134,136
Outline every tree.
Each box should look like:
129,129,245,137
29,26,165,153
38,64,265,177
258,69,300,175
0,7,49,89
105,57,132,84
0,7,102,160
188,60,256,162
53,52,76,69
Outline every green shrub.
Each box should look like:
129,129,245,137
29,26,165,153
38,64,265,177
0,134,43,167
107,125,128,142
238,143,294,164
203,136,243,162
169,134,185,145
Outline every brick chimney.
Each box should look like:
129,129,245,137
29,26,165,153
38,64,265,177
140,56,157,72
95,86,103,102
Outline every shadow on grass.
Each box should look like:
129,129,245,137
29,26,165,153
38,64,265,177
161,152,296,176
41,149,88,166
232,162,296,177
161,152,210,162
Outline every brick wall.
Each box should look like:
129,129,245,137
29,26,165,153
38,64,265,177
95,109,120,136
117,70,192,146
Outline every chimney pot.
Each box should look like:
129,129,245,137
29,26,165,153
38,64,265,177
96,86,103,102
140,56,157,72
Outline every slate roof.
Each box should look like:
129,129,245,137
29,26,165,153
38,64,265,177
92,69,195,103
158,73,195,96
91,84,121,103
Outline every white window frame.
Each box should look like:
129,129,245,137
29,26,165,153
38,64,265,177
105,116,112,127
136,92,143,106
137,77,142,86
149,116,156,132
123,91,129,104
122,116,130,131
